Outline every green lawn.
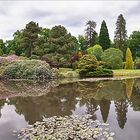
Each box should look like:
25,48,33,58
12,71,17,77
113,69,140,76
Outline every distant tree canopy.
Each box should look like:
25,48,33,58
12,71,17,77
78,35,87,52
128,31,140,59
101,48,123,69
87,44,103,60
114,14,127,54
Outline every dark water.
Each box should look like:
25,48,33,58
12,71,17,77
0,78,140,140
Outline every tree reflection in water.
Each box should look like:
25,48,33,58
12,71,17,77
0,79,140,129
99,98,111,123
115,99,128,129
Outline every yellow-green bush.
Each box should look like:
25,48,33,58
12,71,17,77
125,48,134,69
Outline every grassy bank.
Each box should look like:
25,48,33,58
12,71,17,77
59,68,79,78
59,68,140,78
113,69,140,76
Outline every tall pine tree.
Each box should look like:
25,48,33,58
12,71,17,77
99,20,110,50
85,20,97,47
21,21,41,57
114,14,127,54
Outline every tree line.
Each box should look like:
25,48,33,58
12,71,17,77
0,14,140,67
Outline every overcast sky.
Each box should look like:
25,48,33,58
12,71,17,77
0,1,140,41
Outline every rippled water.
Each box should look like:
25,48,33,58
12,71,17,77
0,78,140,140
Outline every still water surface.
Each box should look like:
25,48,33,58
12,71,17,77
0,78,140,140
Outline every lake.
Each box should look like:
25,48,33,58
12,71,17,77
0,78,140,140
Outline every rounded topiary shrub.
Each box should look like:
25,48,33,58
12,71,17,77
101,48,123,69
78,54,99,77
78,54,99,70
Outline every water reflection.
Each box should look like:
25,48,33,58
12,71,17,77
0,79,140,140
99,98,111,123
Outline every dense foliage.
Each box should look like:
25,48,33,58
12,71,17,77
87,44,103,60
134,58,140,69
78,54,113,77
128,31,140,59
125,48,134,69
0,13,139,76
99,20,110,50
2,60,58,80
101,48,123,69
21,21,41,57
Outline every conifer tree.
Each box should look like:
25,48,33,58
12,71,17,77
114,14,127,54
125,48,134,69
99,20,110,50
85,20,97,47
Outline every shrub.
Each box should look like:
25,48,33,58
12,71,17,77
87,44,103,60
135,57,140,69
125,48,134,69
101,48,123,69
78,54,99,71
86,67,113,77
78,54,113,77
2,60,56,80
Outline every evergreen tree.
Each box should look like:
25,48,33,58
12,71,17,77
114,14,127,54
99,20,110,50
85,20,97,47
21,21,41,57
125,48,134,69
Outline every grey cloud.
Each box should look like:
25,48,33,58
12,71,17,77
25,9,54,19
0,1,16,16
126,2,140,16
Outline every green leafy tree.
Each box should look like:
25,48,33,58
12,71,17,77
125,48,134,69
0,39,6,54
78,35,88,52
42,25,78,67
101,48,123,69
6,30,24,56
87,44,103,60
0,48,3,56
128,31,140,59
85,20,97,47
99,20,111,50
21,21,41,57
114,14,127,54
34,28,51,57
